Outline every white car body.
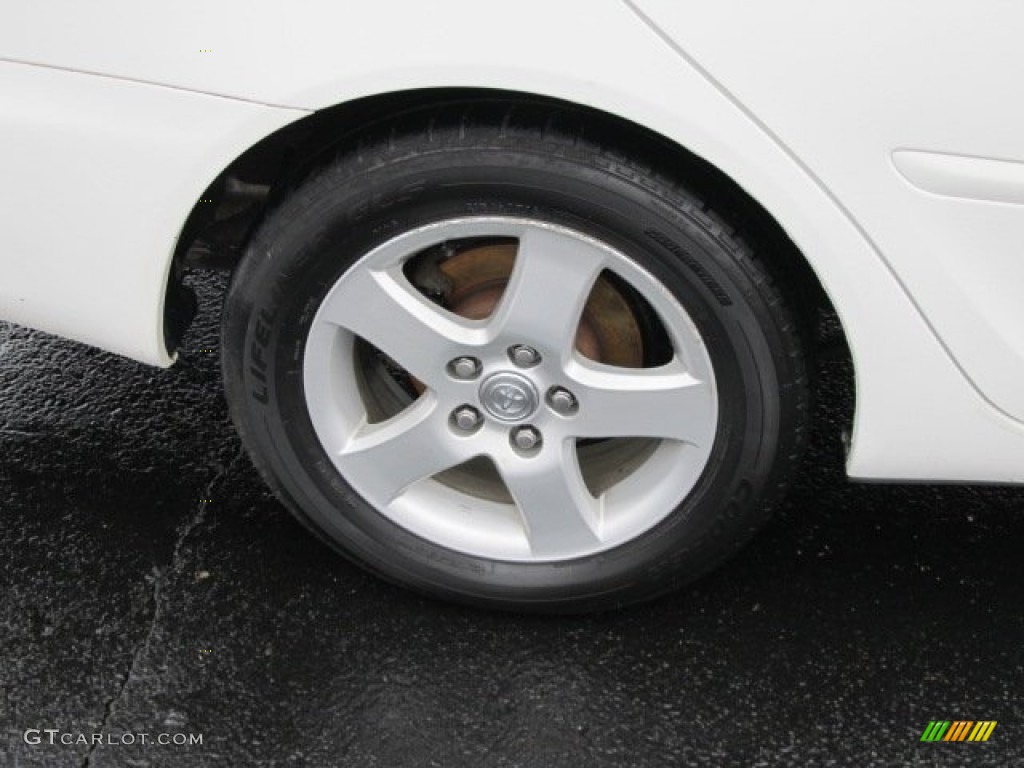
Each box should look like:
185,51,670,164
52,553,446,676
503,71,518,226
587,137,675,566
2,1,1023,483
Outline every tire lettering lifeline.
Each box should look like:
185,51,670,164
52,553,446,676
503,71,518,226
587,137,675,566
250,308,275,405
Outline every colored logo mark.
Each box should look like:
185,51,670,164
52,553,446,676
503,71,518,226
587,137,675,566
920,720,997,742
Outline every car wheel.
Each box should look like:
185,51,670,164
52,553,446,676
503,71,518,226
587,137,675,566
222,107,808,612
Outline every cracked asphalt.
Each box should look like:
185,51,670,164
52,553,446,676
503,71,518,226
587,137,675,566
1,274,1022,767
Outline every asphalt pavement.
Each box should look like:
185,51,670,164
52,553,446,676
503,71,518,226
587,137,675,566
1,274,1021,767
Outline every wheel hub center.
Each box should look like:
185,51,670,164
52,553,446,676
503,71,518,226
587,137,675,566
479,372,539,422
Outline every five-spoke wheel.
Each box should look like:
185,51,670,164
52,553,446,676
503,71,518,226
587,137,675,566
303,218,717,561
223,107,807,611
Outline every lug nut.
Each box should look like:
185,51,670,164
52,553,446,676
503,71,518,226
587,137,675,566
449,356,481,380
509,345,541,368
452,405,482,432
511,426,542,452
547,387,578,415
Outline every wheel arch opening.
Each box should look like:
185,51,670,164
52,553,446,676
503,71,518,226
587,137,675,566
167,87,851,416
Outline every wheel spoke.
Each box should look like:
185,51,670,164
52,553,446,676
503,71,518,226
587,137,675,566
500,441,602,557
566,357,716,446
335,396,472,504
491,226,607,356
318,265,481,388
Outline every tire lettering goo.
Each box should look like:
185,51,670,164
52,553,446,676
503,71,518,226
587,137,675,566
645,228,732,306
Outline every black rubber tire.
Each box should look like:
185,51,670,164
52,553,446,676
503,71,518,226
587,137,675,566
222,105,808,613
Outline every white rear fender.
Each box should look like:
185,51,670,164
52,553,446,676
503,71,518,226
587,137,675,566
2,1,1023,481
0,61,305,365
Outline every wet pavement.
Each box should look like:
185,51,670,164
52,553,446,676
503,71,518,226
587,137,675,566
1,274,1022,767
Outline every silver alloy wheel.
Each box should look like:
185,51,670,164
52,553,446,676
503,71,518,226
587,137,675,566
303,217,718,562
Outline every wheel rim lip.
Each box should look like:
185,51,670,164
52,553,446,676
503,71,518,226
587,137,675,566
302,216,719,563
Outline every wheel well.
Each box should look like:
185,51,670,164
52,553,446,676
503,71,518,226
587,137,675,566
168,88,846,363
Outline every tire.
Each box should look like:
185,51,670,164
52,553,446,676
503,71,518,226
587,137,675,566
222,105,808,613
